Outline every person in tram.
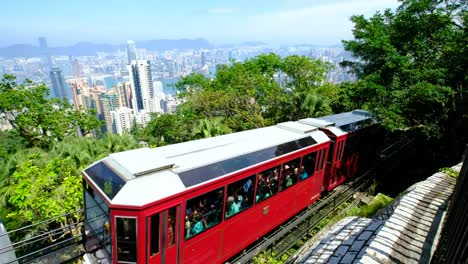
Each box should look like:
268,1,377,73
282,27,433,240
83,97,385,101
257,173,267,202
191,215,208,236
226,196,240,217
167,215,175,246
185,216,191,239
300,166,308,180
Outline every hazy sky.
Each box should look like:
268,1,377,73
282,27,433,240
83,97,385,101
0,0,399,47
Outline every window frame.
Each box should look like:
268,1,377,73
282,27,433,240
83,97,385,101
115,216,138,264
147,213,160,258
279,157,302,192
255,165,281,204
224,174,257,220
184,187,225,241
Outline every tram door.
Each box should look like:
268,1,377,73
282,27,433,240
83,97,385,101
148,205,181,264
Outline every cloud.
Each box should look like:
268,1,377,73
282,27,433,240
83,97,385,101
207,8,239,14
226,0,399,44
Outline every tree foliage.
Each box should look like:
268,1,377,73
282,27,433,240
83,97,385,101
136,53,338,146
0,74,102,148
0,131,139,237
341,0,467,136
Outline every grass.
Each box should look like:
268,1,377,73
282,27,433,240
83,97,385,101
347,193,393,218
439,167,459,178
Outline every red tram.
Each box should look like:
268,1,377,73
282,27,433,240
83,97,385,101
82,110,381,264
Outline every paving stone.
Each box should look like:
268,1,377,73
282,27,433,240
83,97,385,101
366,221,382,232
304,257,318,264
350,240,365,252
327,256,341,264
342,235,356,246
357,231,372,241
334,245,349,257
340,252,357,264
358,255,381,264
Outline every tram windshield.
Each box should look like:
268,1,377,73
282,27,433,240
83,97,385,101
84,181,111,255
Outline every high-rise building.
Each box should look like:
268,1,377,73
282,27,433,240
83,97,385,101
153,80,163,94
116,81,132,108
111,107,134,135
71,59,82,78
201,51,206,67
127,40,137,64
100,92,120,133
38,37,47,50
127,60,154,111
38,37,53,68
68,78,88,107
49,67,68,99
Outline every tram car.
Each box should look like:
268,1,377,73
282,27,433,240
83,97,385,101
82,110,381,264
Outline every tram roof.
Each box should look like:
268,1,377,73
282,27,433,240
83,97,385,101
319,110,375,132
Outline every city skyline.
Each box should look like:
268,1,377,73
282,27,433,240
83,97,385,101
1,0,399,47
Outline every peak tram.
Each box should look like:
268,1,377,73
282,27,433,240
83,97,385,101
82,110,382,264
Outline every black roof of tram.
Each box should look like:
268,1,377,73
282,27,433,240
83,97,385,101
178,137,316,187
319,110,375,132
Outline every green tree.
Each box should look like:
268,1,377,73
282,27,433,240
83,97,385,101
0,74,101,148
192,117,232,139
142,113,193,146
175,53,334,132
341,0,466,136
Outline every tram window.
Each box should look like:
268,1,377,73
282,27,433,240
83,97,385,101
256,166,280,203
148,214,159,256
167,208,176,247
225,175,256,219
338,141,345,161
185,187,224,240
317,149,325,172
300,152,316,180
328,141,335,162
116,217,137,263
280,158,301,191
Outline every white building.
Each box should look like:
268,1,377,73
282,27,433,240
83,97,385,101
135,110,151,127
149,92,166,113
127,60,154,112
153,80,163,94
111,107,134,135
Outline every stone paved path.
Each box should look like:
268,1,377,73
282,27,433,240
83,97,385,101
295,163,460,264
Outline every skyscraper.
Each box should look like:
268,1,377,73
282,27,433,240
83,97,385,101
49,67,68,99
127,40,137,64
38,37,47,50
116,81,132,108
38,37,53,68
127,60,154,111
201,51,206,67
100,92,120,133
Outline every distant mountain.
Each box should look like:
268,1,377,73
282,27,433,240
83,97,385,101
238,41,268,47
139,38,213,50
0,38,213,57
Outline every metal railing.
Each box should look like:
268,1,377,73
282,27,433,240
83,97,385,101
431,147,468,264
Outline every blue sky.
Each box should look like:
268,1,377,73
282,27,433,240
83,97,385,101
0,0,399,47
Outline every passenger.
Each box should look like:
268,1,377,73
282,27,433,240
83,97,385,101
226,196,240,217
286,174,293,187
243,179,252,193
167,215,175,246
185,216,191,239
191,215,207,236
257,174,266,202
300,166,308,180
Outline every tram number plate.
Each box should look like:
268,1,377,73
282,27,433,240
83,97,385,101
263,206,269,215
